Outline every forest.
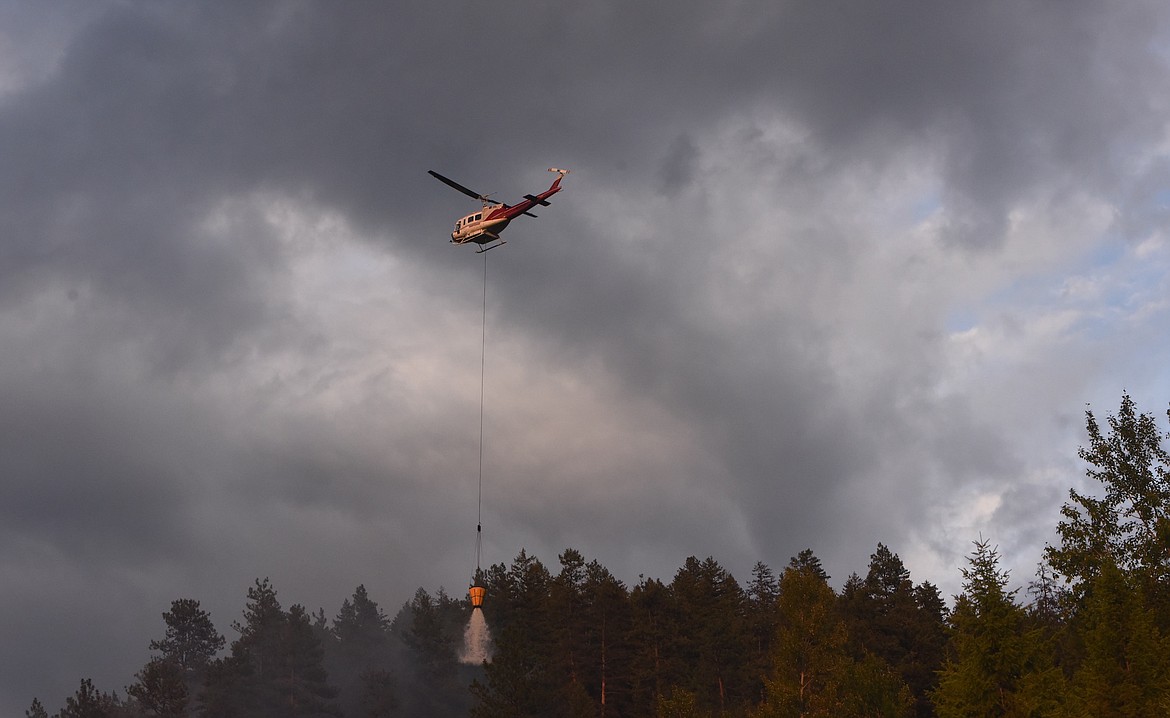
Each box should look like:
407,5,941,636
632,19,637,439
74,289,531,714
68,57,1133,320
28,393,1170,717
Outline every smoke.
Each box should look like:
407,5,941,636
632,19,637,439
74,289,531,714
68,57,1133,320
459,609,492,664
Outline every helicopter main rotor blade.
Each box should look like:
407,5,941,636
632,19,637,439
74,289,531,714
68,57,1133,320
428,170,488,202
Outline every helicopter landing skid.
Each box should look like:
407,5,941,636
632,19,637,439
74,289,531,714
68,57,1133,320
475,240,507,254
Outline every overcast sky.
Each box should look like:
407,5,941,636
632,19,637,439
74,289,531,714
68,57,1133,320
3,0,1170,711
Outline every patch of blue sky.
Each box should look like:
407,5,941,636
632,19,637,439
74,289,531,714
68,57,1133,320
1135,365,1170,410
941,275,1040,338
943,231,1151,341
1148,33,1170,65
1055,237,1165,341
1069,304,1128,344
944,307,978,334
909,191,942,223
1081,233,1127,269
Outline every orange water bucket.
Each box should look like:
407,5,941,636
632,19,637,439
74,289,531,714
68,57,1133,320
468,585,486,609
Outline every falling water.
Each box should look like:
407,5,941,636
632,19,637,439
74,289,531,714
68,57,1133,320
459,607,492,664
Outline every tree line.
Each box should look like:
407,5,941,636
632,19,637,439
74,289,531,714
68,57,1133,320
29,393,1170,716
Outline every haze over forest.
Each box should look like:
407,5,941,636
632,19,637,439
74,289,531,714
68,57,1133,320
28,395,1170,715
3,2,1170,713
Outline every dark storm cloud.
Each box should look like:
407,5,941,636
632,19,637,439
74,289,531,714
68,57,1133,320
2,0,1169,712
0,384,188,561
8,0,1156,293
658,134,700,194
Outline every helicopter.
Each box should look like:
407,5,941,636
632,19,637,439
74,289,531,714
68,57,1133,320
429,167,570,253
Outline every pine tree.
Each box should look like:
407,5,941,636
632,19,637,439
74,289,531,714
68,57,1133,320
278,604,340,715
397,586,463,714
197,653,253,717
25,698,49,718
548,548,589,704
335,585,391,652
670,556,750,714
403,587,453,680
789,549,830,582
145,597,223,710
541,550,635,716
1024,563,1069,631
57,679,122,718
470,550,555,717
582,559,633,717
1065,561,1170,715
745,561,780,702
357,669,398,717
203,578,339,717
841,544,946,718
232,577,286,690
628,576,679,716
907,581,948,716
310,608,332,663
127,657,188,716
933,539,1060,717
655,686,704,717
328,585,394,717
150,599,225,674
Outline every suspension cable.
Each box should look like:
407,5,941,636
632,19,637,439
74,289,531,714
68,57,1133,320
476,252,487,576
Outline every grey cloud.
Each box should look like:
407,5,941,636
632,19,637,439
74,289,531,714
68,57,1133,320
3,1,1169,713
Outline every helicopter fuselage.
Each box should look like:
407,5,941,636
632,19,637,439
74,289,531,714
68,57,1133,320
441,168,569,248
451,206,513,245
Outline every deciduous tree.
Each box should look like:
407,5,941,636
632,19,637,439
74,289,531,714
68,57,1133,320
760,560,910,717
1046,393,1170,601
